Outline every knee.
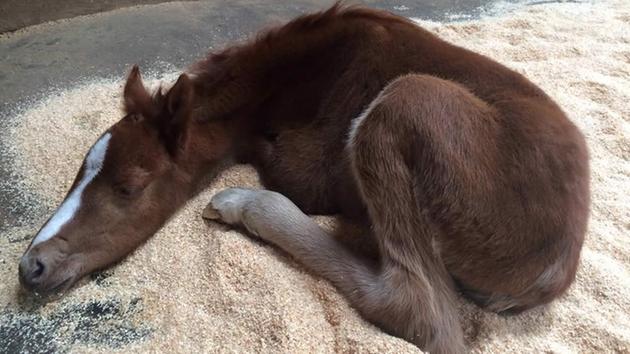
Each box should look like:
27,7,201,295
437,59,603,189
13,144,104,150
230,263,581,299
241,190,309,233
242,190,297,221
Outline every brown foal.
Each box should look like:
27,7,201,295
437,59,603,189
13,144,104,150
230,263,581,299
19,5,590,353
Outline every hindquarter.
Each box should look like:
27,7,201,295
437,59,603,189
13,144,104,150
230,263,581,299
343,73,589,305
431,96,590,300
248,69,589,305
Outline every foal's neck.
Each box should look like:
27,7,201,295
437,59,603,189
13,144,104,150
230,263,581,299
190,14,353,121
181,10,378,188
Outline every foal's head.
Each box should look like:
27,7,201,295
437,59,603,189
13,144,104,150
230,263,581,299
19,66,230,295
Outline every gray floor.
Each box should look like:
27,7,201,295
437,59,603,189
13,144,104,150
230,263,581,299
0,0,520,105
0,0,501,33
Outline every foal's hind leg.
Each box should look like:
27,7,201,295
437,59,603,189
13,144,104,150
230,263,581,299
346,74,473,352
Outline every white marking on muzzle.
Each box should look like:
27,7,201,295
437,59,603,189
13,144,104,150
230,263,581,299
30,132,112,248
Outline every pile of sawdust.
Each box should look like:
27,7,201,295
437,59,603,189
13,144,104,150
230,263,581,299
1,1,629,352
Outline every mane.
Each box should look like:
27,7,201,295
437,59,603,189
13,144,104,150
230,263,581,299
256,2,408,38
182,3,411,119
189,3,409,84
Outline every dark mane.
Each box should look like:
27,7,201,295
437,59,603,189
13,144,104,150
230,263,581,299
189,3,409,84
258,2,409,35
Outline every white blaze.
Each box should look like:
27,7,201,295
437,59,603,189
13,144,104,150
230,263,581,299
30,132,112,248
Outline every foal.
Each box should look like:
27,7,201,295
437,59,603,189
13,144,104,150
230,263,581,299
19,5,590,353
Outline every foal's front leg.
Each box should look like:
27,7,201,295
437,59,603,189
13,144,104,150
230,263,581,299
202,188,376,287
202,188,313,241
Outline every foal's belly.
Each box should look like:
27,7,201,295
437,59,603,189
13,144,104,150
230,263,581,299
250,131,367,221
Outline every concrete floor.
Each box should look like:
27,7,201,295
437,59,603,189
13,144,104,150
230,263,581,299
0,0,515,102
0,0,513,33
0,0,185,33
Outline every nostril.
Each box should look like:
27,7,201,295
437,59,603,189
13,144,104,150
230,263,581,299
33,260,45,278
19,254,46,290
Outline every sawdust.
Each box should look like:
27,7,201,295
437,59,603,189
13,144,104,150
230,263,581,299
1,1,629,352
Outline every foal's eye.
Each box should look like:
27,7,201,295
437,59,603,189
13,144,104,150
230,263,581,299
114,184,143,199
125,113,143,123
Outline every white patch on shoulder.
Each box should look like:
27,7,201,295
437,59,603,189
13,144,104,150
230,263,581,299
30,132,112,248
346,108,369,148
346,88,387,149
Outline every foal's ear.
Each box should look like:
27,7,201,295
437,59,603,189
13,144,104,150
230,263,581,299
160,73,194,156
123,65,154,116
165,73,194,117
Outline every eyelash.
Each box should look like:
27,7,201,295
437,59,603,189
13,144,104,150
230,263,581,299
117,186,133,196
114,184,141,199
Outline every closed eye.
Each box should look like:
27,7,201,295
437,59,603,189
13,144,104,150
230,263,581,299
112,166,152,199
114,184,144,199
